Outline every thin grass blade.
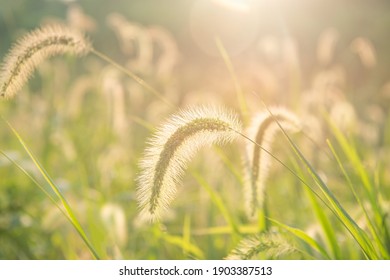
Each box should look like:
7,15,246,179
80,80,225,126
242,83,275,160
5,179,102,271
269,218,330,259
266,108,379,259
192,171,240,236
327,139,389,258
3,118,100,259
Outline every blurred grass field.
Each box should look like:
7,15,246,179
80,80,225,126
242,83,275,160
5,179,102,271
0,0,390,259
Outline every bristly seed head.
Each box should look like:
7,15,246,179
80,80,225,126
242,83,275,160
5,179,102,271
225,232,298,260
136,105,241,222
244,107,300,220
0,24,91,99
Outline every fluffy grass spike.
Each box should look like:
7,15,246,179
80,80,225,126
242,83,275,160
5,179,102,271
137,106,241,222
245,107,300,219
0,24,90,99
226,232,298,260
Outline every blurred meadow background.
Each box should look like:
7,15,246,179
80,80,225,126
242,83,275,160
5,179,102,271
0,0,390,259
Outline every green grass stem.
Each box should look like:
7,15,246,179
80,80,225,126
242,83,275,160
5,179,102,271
2,117,101,259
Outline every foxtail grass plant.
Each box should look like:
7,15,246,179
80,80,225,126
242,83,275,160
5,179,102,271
0,24,90,99
136,106,241,222
0,24,172,107
244,107,300,220
225,232,300,260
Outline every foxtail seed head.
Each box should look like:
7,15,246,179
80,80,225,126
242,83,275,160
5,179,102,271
244,107,300,219
226,232,297,260
0,24,90,99
136,106,241,222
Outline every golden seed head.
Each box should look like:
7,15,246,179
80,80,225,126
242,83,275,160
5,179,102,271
244,107,300,219
136,105,241,222
0,24,91,99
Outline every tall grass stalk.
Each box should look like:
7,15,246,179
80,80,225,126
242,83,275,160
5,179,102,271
90,49,173,108
215,37,248,122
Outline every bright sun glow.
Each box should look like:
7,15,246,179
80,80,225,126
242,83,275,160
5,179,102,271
190,0,260,56
213,0,252,12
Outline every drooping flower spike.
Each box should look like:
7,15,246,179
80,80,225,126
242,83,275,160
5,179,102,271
136,105,241,222
0,24,90,99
